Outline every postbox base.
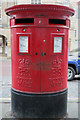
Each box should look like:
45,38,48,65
11,89,67,118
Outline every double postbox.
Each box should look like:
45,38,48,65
5,4,74,118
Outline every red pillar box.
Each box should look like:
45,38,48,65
5,4,74,118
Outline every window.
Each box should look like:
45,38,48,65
54,37,62,53
19,36,29,53
63,0,69,6
31,0,41,4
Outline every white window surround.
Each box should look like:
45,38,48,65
19,36,28,53
31,0,41,4
63,0,69,6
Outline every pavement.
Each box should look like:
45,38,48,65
0,57,80,120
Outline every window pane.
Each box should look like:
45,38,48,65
54,37,62,53
31,0,41,4
19,36,28,53
31,0,34,4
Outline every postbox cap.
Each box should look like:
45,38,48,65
5,4,74,18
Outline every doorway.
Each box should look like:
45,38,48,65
0,35,7,56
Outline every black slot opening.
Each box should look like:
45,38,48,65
15,18,34,24
49,19,66,25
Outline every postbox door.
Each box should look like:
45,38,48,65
14,30,41,92
40,28,52,92
30,28,41,92
40,29,67,92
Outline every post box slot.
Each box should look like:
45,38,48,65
15,18,34,24
49,19,66,25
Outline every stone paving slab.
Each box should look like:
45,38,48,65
67,102,78,118
0,85,11,98
0,102,11,120
67,80,78,100
1,86,11,98
1,77,11,85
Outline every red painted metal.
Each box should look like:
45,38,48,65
5,4,74,94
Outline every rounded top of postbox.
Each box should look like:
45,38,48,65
5,4,75,18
